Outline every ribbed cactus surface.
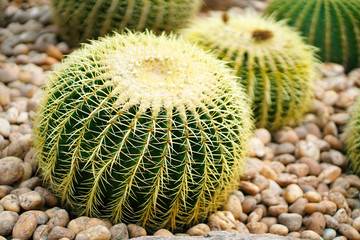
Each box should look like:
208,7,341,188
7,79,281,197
182,12,319,131
33,32,253,232
50,0,202,46
346,98,360,175
265,0,360,71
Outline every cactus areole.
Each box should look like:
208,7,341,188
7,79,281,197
265,0,360,72
33,32,253,232
182,12,319,131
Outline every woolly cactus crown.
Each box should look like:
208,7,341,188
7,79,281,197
182,11,320,130
33,31,253,232
265,0,360,71
50,0,202,46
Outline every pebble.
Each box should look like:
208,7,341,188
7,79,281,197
0,69,18,83
246,222,268,234
12,212,37,240
304,212,326,235
19,190,45,210
0,211,19,236
339,224,360,240
300,230,323,240
0,118,11,138
323,228,337,240
48,209,69,229
153,229,173,236
284,184,304,204
127,224,147,238
253,128,271,144
0,194,20,212
278,213,302,231
75,225,111,240
269,224,288,236
296,140,320,161
273,127,299,144
110,223,129,240
186,223,210,236
0,157,24,185
222,193,243,219
33,225,50,240
48,226,75,240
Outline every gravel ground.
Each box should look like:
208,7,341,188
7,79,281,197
1,1,360,240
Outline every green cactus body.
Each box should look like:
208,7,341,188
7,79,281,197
181,12,320,131
346,98,360,174
50,0,202,46
265,0,360,71
33,32,253,232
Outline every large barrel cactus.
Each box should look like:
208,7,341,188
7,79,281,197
50,0,202,46
181,12,320,131
265,0,360,71
33,31,253,232
346,98,360,175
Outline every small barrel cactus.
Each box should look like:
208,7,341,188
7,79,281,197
346,98,360,175
33,31,253,232
265,0,360,72
50,0,202,46
181,12,320,131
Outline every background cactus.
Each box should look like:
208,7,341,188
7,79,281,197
50,0,202,46
0,0,5,27
346,98,360,175
265,0,360,72
181,12,320,131
33,31,253,232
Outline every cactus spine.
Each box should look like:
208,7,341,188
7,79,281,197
265,0,360,71
50,0,202,46
181,12,320,131
346,98,360,175
33,31,253,232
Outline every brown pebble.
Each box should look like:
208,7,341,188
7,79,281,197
334,208,348,223
304,212,325,235
303,191,322,203
0,185,12,198
246,222,268,234
260,189,280,206
127,224,147,238
0,211,19,236
0,157,24,185
278,213,302,231
48,226,75,240
12,212,37,240
305,203,326,214
46,45,63,61
252,175,269,191
222,194,242,219
208,211,236,230
242,197,257,213
234,221,249,233
11,187,31,197
19,176,41,189
48,209,69,229
67,216,90,235
186,223,210,236
339,223,360,240
27,210,48,225
153,229,173,236
110,223,129,240
274,154,296,165
284,184,303,204
253,128,271,145
319,165,342,184
299,157,322,176
33,225,50,240
239,181,260,195
274,127,299,144
301,230,323,240
285,163,309,178
259,165,278,180
289,197,308,216
268,205,288,217
34,186,58,207
269,224,288,236
276,173,297,187
247,207,263,223
0,194,20,212
19,191,45,210
75,225,111,240
288,232,301,238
